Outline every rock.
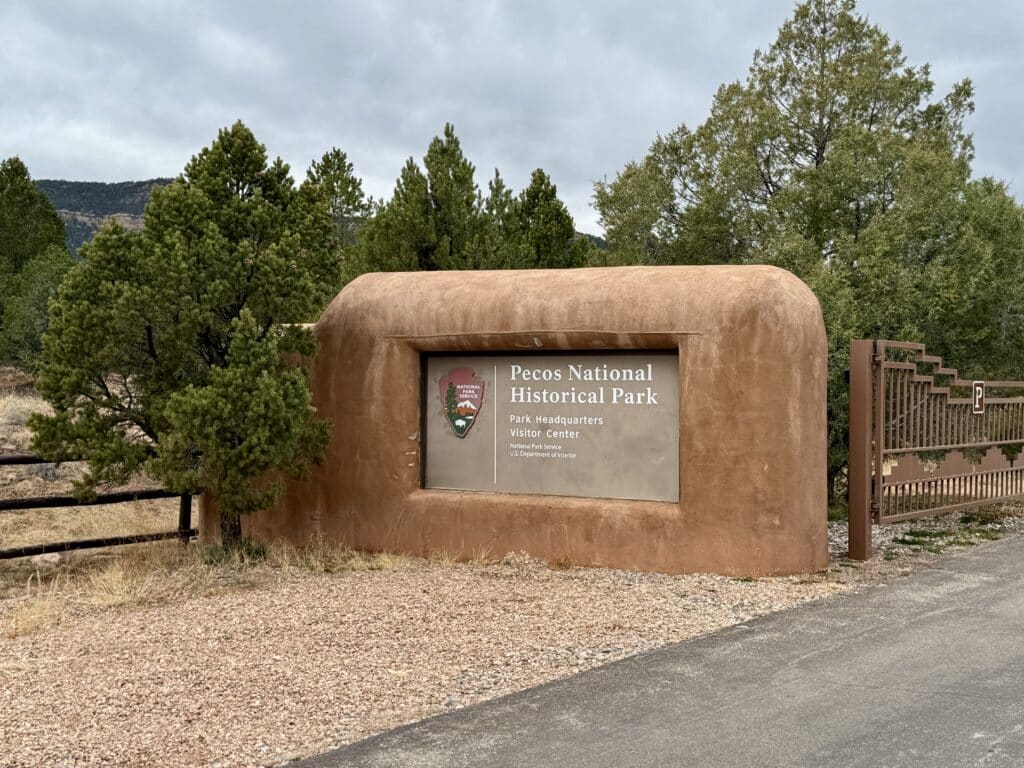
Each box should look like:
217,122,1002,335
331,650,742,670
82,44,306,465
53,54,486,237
32,464,59,481
30,552,62,569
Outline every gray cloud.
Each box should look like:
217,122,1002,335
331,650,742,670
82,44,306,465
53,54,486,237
2,0,1021,232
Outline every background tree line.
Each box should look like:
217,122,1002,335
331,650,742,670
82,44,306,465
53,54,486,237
593,0,1024,503
3,0,1022,542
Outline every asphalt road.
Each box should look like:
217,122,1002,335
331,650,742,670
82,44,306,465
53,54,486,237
297,537,1024,768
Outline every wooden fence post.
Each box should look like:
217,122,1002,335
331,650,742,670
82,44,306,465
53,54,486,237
178,493,192,543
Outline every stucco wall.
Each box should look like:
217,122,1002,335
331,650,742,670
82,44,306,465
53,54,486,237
201,265,828,576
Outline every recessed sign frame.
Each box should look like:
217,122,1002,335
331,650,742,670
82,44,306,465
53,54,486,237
422,351,680,502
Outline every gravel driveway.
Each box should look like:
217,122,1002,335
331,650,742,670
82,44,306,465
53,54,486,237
2,512,1021,768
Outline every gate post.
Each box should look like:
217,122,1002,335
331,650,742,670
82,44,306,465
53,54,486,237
848,340,874,560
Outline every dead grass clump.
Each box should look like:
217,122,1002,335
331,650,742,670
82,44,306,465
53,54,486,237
4,572,65,638
429,549,460,567
263,535,412,574
78,560,157,608
426,546,494,566
547,554,576,571
0,535,417,639
1,541,214,637
370,551,410,571
471,545,495,565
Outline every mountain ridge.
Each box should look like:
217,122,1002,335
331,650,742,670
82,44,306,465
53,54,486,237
35,178,171,254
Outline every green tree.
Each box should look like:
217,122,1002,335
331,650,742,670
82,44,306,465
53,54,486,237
355,124,492,275
0,157,67,280
423,124,492,270
0,157,68,358
0,244,74,370
349,158,435,278
593,0,1024,501
354,125,587,277
482,169,522,266
30,121,336,547
507,169,587,268
306,147,370,247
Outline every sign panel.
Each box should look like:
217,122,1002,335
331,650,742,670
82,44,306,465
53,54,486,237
424,353,680,502
972,380,986,415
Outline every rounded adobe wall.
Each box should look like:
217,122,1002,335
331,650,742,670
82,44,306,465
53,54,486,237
237,265,827,576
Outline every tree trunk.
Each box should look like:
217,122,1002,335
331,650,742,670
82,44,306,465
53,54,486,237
220,512,242,550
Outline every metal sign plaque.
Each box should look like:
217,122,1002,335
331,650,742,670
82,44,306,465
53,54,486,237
972,381,986,415
424,353,680,502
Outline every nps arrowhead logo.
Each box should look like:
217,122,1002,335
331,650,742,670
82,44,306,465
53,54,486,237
439,368,485,438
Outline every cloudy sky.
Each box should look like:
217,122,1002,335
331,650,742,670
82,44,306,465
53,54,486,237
2,1,1023,232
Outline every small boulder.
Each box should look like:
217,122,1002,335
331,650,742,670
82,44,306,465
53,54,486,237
30,552,62,569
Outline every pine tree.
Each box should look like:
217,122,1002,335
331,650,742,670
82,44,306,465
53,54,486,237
0,157,70,366
305,147,370,247
511,169,584,268
354,126,586,277
445,382,457,414
0,244,74,369
0,157,67,279
30,122,336,547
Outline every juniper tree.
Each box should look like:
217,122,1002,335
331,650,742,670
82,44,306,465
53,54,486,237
30,121,337,547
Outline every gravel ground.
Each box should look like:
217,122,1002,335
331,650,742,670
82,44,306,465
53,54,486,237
2,507,1022,768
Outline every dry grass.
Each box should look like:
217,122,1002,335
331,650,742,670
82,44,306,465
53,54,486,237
1,535,415,638
4,572,64,637
1,371,417,639
426,546,495,566
429,549,460,566
547,553,577,571
0,498,179,547
0,385,48,454
2,542,198,637
263,534,414,574
471,545,495,564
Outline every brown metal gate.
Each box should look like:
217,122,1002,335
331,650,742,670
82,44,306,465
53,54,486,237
848,340,1024,559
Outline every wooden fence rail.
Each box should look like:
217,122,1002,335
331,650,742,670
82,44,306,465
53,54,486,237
0,453,195,560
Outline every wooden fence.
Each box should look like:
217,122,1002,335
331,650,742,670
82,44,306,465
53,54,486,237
0,453,195,560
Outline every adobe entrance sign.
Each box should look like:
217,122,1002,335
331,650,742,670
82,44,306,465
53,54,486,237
212,266,828,576
425,354,680,502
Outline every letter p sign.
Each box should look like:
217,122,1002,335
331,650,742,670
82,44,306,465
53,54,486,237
972,381,985,415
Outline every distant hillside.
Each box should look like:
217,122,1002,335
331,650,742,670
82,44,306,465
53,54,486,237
35,178,172,254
